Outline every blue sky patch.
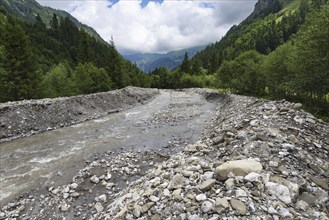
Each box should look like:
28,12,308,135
108,0,164,8
141,0,164,8
200,2,215,9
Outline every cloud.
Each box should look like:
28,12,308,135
36,0,257,54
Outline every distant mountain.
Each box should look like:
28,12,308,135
125,45,207,72
0,0,104,42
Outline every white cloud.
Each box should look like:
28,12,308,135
36,0,257,54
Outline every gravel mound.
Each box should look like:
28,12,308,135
0,87,159,142
94,95,328,220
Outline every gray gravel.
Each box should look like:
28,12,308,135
0,87,159,142
1,89,328,220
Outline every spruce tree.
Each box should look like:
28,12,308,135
1,18,41,101
181,52,190,74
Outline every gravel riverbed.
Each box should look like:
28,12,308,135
0,89,328,220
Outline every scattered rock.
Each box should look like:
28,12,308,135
149,195,159,202
90,175,99,184
199,179,216,191
113,207,127,220
60,203,69,212
309,176,329,191
169,174,187,189
266,182,291,204
133,204,142,218
230,199,247,215
244,172,261,182
201,201,213,213
215,159,262,180
98,194,107,203
296,200,309,211
195,194,207,202
94,202,104,213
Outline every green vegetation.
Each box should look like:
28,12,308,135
148,0,329,120
215,2,329,119
0,0,103,42
0,6,150,102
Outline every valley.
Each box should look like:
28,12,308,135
0,0,328,219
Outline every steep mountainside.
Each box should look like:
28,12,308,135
0,0,104,42
125,45,206,72
191,0,305,73
247,0,282,20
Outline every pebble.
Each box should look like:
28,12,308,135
244,172,260,182
296,200,309,211
70,183,78,189
90,175,99,184
94,202,104,213
149,195,159,202
201,201,213,213
195,194,207,202
199,179,216,191
230,199,247,215
98,194,107,203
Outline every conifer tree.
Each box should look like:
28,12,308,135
181,52,190,73
1,18,41,101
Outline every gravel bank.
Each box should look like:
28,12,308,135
1,91,328,220
94,95,328,220
0,87,159,142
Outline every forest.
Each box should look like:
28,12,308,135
148,0,329,120
0,8,151,101
0,0,328,120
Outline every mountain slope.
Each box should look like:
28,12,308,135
0,5,150,102
0,0,104,42
125,45,206,72
191,0,305,73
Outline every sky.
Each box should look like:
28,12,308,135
36,0,257,55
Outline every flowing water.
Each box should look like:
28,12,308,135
0,90,217,206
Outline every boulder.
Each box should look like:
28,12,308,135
215,159,262,180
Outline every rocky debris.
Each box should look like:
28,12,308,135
199,179,216,191
90,95,328,220
0,150,168,219
266,182,292,204
230,199,247,215
1,92,328,220
0,87,159,141
215,159,263,180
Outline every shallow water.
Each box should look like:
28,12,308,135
0,90,217,206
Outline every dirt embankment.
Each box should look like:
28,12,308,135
0,87,159,142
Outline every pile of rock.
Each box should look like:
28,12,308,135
0,87,159,141
0,151,168,220
94,95,328,219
